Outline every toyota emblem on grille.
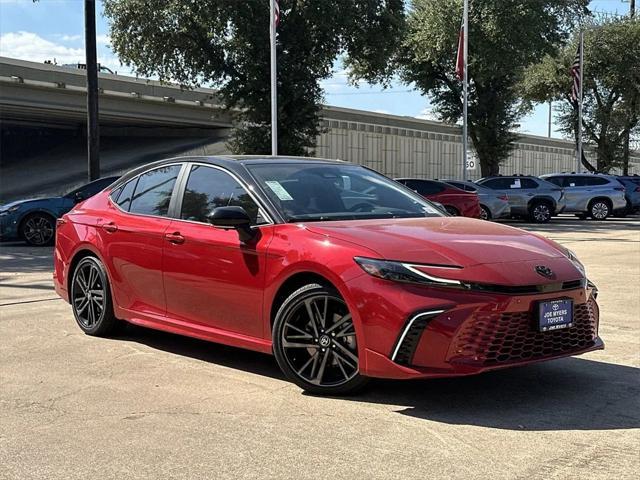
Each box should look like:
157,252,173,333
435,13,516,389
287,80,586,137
535,265,555,279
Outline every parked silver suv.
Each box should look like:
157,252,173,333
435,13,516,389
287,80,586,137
540,173,627,220
476,175,565,223
443,179,511,220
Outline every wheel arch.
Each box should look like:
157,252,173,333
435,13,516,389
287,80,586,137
269,271,338,330
588,196,613,209
527,196,556,210
66,246,108,296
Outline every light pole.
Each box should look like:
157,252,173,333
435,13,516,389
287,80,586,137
84,0,100,181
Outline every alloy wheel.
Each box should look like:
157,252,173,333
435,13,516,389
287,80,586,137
591,202,609,220
479,206,491,220
72,261,106,328
23,215,54,246
532,204,551,223
280,293,358,387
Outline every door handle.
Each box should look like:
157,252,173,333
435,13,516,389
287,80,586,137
100,222,118,233
165,232,185,245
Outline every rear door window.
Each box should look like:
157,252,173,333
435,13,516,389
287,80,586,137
480,178,512,189
583,177,610,186
414,180,446,195
519,178,539,189
114,178,137,211
129,165,181,217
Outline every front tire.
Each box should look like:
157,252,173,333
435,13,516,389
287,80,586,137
70,256,119,336
272,283,369,395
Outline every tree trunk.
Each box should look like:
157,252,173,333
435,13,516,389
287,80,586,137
622,127,630,175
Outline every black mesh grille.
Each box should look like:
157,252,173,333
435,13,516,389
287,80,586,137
449,299,598,366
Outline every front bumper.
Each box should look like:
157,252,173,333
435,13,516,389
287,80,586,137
347,274,602,380
0,215,20,241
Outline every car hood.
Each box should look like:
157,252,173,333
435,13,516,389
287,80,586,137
0,197,63,210
304,217,565,268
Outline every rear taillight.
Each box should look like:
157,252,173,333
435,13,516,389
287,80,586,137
635,187,640,193
498,195,508,201
614,186,625,192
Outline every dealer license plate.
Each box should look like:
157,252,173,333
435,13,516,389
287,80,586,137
538,299,573,332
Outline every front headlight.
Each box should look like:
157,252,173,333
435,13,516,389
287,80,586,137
563,247,586,277
354,257,464,288
0,205,20,217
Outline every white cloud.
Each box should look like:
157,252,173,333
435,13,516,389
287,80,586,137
415,107,439,121
59,34,82,42
0,31,84,64
0,31,125,74
96,34,111,45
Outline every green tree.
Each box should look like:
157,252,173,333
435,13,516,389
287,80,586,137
104,0,404,155
397,0,587,176
522,16,640,173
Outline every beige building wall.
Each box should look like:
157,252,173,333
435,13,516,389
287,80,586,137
317,106,640,179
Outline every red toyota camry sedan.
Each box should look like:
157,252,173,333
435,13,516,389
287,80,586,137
53,156,603,395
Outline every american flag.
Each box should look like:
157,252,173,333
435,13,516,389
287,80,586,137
455,21,464,81
570,43,581,103
274,0,280,27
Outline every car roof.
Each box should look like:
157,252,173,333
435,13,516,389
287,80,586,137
541,172,617,178
113,155,350,187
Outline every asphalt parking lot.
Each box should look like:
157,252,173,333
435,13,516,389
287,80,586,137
1,217,639,480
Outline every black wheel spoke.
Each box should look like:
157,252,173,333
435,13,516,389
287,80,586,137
325,313,351,334
313,350,330,385
297,351,318,376
333,349,357,370
304,299,323,334
334,352,350,380
333,341,358,364
283,340,319,349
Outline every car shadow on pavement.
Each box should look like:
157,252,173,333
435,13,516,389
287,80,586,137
117,324,638,432
359,357,640,431
116,324,284,381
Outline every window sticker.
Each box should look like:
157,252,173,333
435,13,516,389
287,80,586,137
265,181,294,201
510,179,521,189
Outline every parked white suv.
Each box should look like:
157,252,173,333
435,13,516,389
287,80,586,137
540,173,626,220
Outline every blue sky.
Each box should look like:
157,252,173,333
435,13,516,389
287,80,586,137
0,0,632,137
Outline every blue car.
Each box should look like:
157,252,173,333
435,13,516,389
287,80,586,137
615,175,640,216
0,176,119,246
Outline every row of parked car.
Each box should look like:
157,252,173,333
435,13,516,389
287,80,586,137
397,173,640,224
1,168,638,247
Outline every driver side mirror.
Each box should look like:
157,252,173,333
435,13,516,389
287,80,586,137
207,206,256,242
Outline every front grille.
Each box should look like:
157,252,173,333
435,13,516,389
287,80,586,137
449,299,598,366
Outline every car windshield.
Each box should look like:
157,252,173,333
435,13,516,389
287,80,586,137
247,163,443,222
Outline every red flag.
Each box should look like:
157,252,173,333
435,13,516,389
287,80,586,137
455,23,464,80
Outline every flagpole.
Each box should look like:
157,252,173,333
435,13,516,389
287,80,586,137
462,0,469,181
577,30,584,172
270,0,278,156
